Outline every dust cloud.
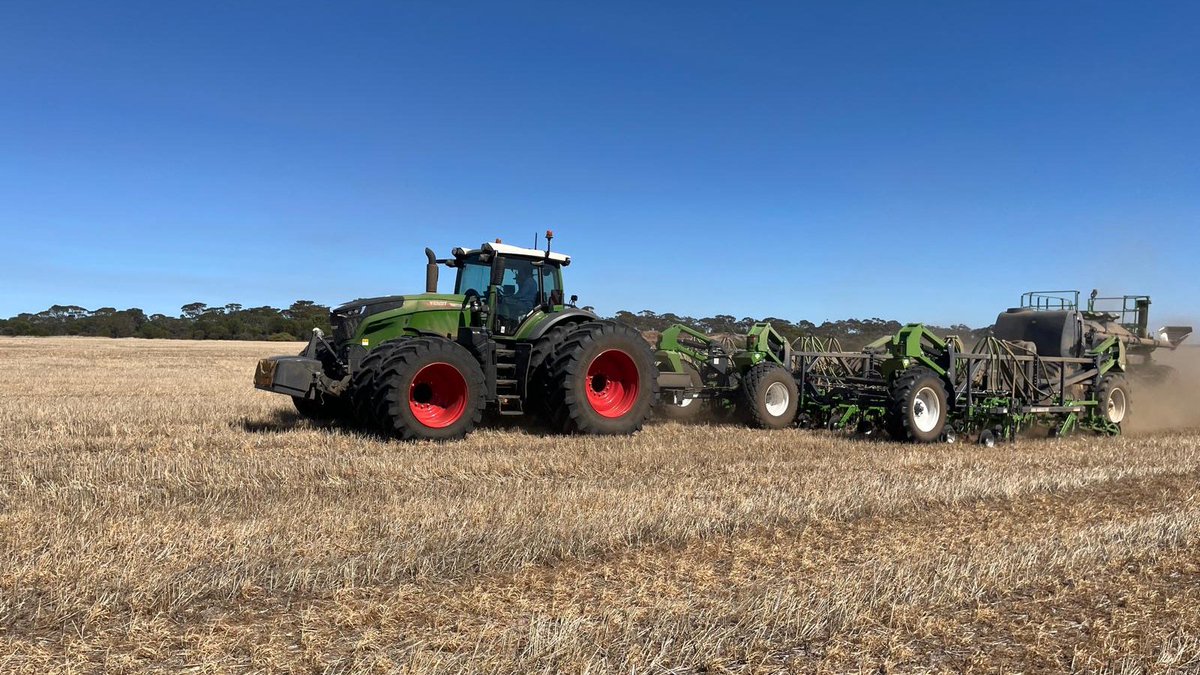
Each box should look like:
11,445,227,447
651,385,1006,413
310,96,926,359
1126,347,1200,433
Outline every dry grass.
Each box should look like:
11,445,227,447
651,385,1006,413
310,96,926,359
1,336,1198,673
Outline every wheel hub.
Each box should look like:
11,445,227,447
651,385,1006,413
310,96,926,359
409,362,469,428
912,386,942,433
585,349,640,418
764,381,790,417
1107,388,1126,423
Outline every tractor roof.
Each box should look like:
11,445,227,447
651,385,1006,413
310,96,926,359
452,242,571,265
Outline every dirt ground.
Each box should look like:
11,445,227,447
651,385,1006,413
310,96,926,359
1,337,1198,673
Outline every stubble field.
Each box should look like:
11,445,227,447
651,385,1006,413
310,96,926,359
2,337,1199,673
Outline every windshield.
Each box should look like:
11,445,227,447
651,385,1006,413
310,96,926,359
455,254,562,302
455,256,491,296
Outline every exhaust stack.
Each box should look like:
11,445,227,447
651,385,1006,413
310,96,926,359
424,248,438,293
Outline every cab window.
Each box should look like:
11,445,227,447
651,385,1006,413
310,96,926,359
540,264,563,304
455,256,491,296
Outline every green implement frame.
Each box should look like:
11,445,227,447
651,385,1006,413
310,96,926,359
654,322,790,405
793,322,1128,442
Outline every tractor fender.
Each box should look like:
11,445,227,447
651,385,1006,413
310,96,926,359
526,308,600,340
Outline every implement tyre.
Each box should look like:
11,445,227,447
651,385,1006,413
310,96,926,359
657,362,705,422
886,367,949,443
375,338,486,441
740,362,799,429
1095,374,1131,427
547,322,657,434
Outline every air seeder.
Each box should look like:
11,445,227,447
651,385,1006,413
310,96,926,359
254,233,693,441
655,290,1192,443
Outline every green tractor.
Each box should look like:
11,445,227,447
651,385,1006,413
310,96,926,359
254,232,680,440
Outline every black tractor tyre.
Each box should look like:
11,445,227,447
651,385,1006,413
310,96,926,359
546,321,658,435
1094,374,1131,426
348,339,409,428
656,361,705,423
374,338,486,441
885,367,950,443
739,362,799,430
526,322,585,423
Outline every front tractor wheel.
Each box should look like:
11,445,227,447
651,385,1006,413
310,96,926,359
375,339,486,441
886,367,949,443
740,363,799,429
348,339,411,428
548,322,657,434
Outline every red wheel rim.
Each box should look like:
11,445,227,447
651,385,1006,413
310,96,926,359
409,362,468,428
585,349,640,418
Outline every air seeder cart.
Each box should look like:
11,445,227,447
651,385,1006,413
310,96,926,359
655,290,1192,443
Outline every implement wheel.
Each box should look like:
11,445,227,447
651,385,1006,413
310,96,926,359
1095,374,1131,427
547,322,657,434
740,363,799,429
657,362,705,422
375,338,486,441
886,367,949,443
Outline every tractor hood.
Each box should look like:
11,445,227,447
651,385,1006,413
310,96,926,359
331,293,470,345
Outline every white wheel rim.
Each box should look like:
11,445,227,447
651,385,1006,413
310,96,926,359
1107,388,1126,423
912,386,941,433
764,382,790,417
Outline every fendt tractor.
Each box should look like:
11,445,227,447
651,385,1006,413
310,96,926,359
254,233,694,440
655,290,1192,444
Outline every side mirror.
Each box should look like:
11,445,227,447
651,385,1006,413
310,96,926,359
490,258,506,287
570,294,579,307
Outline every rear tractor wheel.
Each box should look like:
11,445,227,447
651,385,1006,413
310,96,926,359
374,338,486,441
886,367,949,443
547,322,658,434
525,323,581,424
740,363,799,430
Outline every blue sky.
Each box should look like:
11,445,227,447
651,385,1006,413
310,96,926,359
1,1,1197,326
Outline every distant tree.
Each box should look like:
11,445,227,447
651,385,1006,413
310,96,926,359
180,302,207,320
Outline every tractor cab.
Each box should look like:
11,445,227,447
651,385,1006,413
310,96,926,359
447,239,572,337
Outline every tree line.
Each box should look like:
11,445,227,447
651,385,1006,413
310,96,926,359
0,302,332,341
0,302,989,348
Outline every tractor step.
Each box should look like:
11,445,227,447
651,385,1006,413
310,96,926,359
490,343,528,416
497,394,524,415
